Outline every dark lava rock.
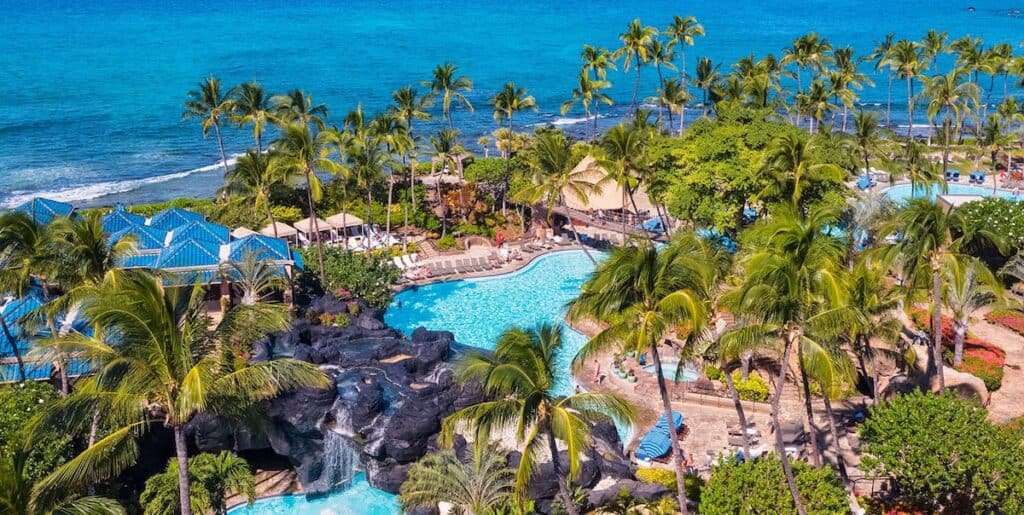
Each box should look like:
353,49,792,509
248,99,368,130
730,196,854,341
587,479,671,507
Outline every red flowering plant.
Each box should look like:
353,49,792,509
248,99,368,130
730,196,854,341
986,309,1024,337
909,308,1006,390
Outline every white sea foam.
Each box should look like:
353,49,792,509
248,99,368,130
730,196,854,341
530,114,605,127
1,156,239,208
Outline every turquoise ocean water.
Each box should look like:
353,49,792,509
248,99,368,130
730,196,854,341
1,0,1023,207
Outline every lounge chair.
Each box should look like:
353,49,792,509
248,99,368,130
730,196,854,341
392,256,406,270
477,257,494,270
401,255,416,268
856,175,871,190
952,170,961,182
464,258,479,273
945,169,954,181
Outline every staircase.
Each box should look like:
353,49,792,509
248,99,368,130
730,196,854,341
418,239,440,259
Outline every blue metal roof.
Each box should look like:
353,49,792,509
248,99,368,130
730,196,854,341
163,269,223,287
110,223,168,250
0,361,52,383
119,252,160,268
12,198,74,225
156,238,222,269
102,207,146,234
168,220,230,246
0,291,44,359
228,234,291,261
292,250,303,270
147,208,206,231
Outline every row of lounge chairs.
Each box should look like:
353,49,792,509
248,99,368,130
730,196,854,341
407,256,502,280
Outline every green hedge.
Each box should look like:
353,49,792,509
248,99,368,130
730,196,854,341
725,371,770,402
299,246,400,308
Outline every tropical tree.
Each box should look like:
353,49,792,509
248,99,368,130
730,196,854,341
390,85,433,236
782,33,833,125
398,447,515,514
219,150,283,235
440,324,634,515
369,112,414,235
829,46,872,132
663,15,704,87
658,78,689,136
616,19,659,114
490,82,537,214
885,40,926,138
758,133,845,211
422,62,474,128
943,258,1001,366
879,199,1003,390
562,71,613,141
270,89,328,130
597,124,646,232
0,437,123,515
515,131,597,263
33,272,327,515
870,33,897,128
920,29,949,75
923,70,978,147
140,451,255,515
182,76,235,176
225,250,286,307
568,235,725,514
430,128,468,233
692,57,720,117
846,258,902,400
720,204,854,515
271,123,335,278
850,110,886,176
230,81,272,151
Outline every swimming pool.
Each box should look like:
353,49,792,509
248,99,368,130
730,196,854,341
641,362,699,382
883,183,1021,203
386,250,600,396
226,473,400,515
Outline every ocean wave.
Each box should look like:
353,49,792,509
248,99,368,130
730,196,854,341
1,156,239,208
530,114,606,127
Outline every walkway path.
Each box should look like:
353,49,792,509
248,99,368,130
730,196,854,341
973,306,1024,423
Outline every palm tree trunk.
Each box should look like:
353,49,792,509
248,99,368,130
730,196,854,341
403,162,410,253
650,343,690,515
174,425,193,515
386,176,394,238
0,316,26,382
740,351,752,381
722,367,752,459
88,408,101,447
797,350,822,467
502,117,512,216
265,198,278,238
305,172,325,282
773,332,808,515
544,423,580,515
631,61,642,116
953,315,968,367
213,122,230,177
931,261,945,391
886,73,893,129
821,393,862,513
559,195,597,264
842,104,849,133
906,77,914,139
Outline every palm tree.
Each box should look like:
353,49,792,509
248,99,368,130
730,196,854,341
0,436,123,515
515,131,597,263
230,81,272,151
692,57,720,117
369,113,414,236
759,133,845,211
829,47,873,132
390,85,433,236
219,150,283,235
580,45,617,132
721,204,854,515
645,39,676,126
663,15,704,87
270,89,328,131
490,82,537,215
349,134,399,229
898,140,945,191
782,33,834,125
923,70,979,147
850,111,885,177
944,257,1001,367
225,251,286,306
140,451,255,515
879,200,1002,390
271,123,335,280
658,78,689,136
885,40,925,138
597,124,646,232
35,272,326,515
977,114,1014,194
616,19,659,115
846,258,902,400
398,447,514,514
799,79,834,134
182,76,235,176
422,62,474,128
870,33,897,128
561,71,613,141
440,324,634,515
568,235,724,514
920,29,949,75
430,129,467,234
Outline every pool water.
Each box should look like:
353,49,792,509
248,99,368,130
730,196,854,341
226,473,400,515
386,250,600,396
883,183,1021,203
641,363,700,382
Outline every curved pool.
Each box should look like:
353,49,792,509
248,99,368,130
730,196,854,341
227,473,400,515
883,183,1021,203
641,362,699,382
386,250,599,396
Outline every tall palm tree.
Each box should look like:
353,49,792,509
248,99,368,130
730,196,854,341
580,45,618,131
430,129,467,235
645,39,676,126
658,78,689,136
182,76,235,176
870,33,897,128
219,150,284,236
759,133,845,211
850,110,885,176
561,71,613,141
390,85,433,237
943,257,1001,366
977,114,1014,195
829,47,873,132
34,272,327,515
597,124,646,232
271,123,334,279
920,29,949,75
270,89,328,131
398,447,514,514
899,140,945,191
369,113,414,236
515,131,597,263
349,134,400,230
799,79,834,134
923,70,979,148
721,204,854,515
664,15,704,87
441,324,634,515
879,199,1002,390
422,62,474,128
692,57,721,117
616,19,659,115
885,40,926,138
490,82,537,215
230,81,272,151
782,33,834,125
569,235,724,514
846,258,902,400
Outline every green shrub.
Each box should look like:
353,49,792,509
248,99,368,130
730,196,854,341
635,468,703,505
435,234,461,250
299,246,400,308
128,197,214,217
704,364,722,381
346,301,360,315
700,455,848,514
725,371,769,402
0,382,74,482
270,205,303,224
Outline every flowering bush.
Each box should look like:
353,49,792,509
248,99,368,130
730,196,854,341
986,309,1024,337
956,198,1024,253
959,355,1004,391
909,308,1006,390
724,371,770,402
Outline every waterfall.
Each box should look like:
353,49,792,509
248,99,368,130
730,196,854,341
314,430,361,492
